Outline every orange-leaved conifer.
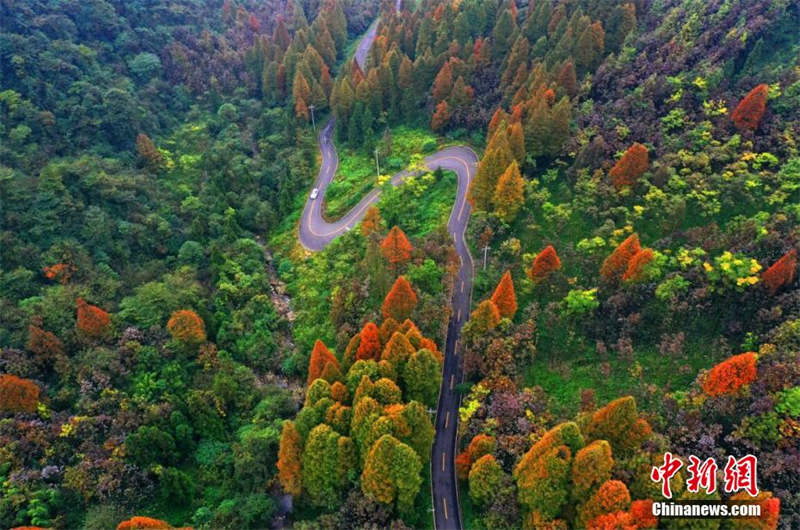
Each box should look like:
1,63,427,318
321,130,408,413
431,100,451,132
609,143,648,190
762,249,797,295
622,248,655,282
0,374,40,413
356,322,382,360
491,270,518,319
731,84,769,131
382,276,418,321
469,299,502,334
493,160,525,222
600,234,641,283
381,226,413,270
469,127,514,210
702,352,757,397
278,420,303,496
166,309,206,344
529,245,562,282
361,206,383,236
75,298,111,338
571,439,614,500
307,340,340,385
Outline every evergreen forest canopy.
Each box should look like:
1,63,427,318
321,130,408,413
1,0,800,528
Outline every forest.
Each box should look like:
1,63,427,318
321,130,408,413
1,0,800,528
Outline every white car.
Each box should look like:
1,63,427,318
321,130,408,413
310,188,319,200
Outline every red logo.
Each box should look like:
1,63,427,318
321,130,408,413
651,453,759,498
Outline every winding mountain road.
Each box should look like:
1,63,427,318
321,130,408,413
297,8,474,528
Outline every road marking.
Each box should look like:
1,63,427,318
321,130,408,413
457,309,462,320
461,279,465,292
450,374,454,390
442,497,449,520
445,411,450,429
441,451,446,471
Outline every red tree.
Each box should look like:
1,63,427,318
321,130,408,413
490,270,517,319
529,245,561,282
600,234,641,283
731,84,769,131
579,480,631,527
381,226,413,269
431,101,451,132
729,491,780,530
609,143,648,190
307,340,340,385
116,517,171,530
43,263,74,284
357,322,382,361
0,375,40,413
702,352,757,397
622,248,654,282
762,249,797,295
76,298,110,338
27,322,64,360
629,499,658,529
166,309,206,344
382,276,418,321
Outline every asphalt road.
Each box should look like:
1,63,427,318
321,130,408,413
297,5,474,527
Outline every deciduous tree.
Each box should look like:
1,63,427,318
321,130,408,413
468,300,502,334
491,270,518,319
361,434,422,516
529,245,562,282
116,517,171,530
382,276,418,321
762,249,797,295
357,322,382,361
278,420,303,496
600,234,641,283
609,143,648,190
622,248,654,282
166,309,206,344
430,100,450,132
702,352,757,397
469,454,505,507
76,298,111,338
0,374,40,413
584,396,650,455
307,340,340,385
731,84,769,131
493,161,525,222
381,226,413,269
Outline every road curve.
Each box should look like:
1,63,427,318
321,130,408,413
298,117,476,530
297,5,473,528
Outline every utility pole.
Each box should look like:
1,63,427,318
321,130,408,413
309,104,316,131
482,245,490,270
374,147,381,176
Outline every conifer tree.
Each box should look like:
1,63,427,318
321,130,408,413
508,122,526,163
493,161,525,222
468,454,505,508
432,60,454,103
307,340,340,385
357,322,382,361
491,270,518,319
529,245,562,282
361,206,383,236
382,276,418,321
381,226,413,270
278,420,303,496
469,300,502,334
600,234,641,282
622,248,655,282
469,128,514,210
609,143,648,190
762,249,797,295
732,84,769,131
431,100,451,131
361,434,423,516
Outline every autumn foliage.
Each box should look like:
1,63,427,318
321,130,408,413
529,245,562,282
702,352,758,397
382,276,418,321
0,375,40,413
729,491,780,530
600,234,641,283
75,298,111,338
622,248,655,282
356,322,382,360
116,516,171,530
27,322,64,360
762,249,797,295
456,433,496,479
469,300,502,333
431,100,451,131
136,133,164,169
381,226,413,269
166,310,206,344
278,420,303,496
731,84,769,131
491,270,518,319
307,340,340,385
578,480,631,527
361,206,383,236
43,262,74,284
584,396,651,455
609,143,648,190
